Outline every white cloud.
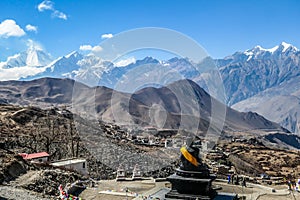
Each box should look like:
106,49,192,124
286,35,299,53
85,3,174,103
101,33,113,39
52,10,67,20
114,57,136,67
92,46,103,52
79,45,93,51
0,66,46,81
37,0,68,20
38,0,54,11
0,19,26,38
26,24,38,33
79,44,102,52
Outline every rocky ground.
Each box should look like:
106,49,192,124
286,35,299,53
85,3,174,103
0,168,92,199
0,149,28,185
218,139,300,178
0,104,178,199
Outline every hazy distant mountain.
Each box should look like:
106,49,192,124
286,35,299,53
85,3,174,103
0,47,213,92
22,54,204,90
23,51,116,86
0,46,53,81
0,77,287,134
232,77,300,133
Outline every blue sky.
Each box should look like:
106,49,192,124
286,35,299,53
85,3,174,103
0,0,300,60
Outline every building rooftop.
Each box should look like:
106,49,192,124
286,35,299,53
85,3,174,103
19,152,49,160
51,158,86,167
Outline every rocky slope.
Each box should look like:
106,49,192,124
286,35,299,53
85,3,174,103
0,103,180,198
0,149,28,184
219,139,300,178
0,104,125,182
0,103,178,177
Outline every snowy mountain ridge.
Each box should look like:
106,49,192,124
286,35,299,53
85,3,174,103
1,41,300,133
217,42,300,133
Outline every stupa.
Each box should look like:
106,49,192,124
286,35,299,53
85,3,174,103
116,165,126,181
132,164,142,180
166,138,217,199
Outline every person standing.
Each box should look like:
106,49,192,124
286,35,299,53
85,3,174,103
288,180,292,190
242,176,246,187
235,175,239,185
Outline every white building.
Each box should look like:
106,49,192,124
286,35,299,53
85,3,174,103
51,158,88,175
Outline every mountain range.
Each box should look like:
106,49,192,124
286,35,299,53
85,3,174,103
220,42,300,133
218,42,300,105
0,42,300,133
0,77,287,134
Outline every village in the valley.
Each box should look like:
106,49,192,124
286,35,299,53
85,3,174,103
1,0,300,200
1,108,300,200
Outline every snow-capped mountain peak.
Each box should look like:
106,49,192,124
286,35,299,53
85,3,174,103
26,48,52,67
77,54,104,68
0,47,53,69
65,51,81,59
249,44,278,54
44,51,84,74
240,42,300,61
253,45,266,51
281,42,291,52
249,42,298,54
279,41,299,52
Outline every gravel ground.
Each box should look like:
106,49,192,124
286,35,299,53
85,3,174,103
214,180,300,200
2,179,299,200
0,186,51,200
79,179,155,200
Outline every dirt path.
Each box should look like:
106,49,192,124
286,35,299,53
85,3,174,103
10,170,41,186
